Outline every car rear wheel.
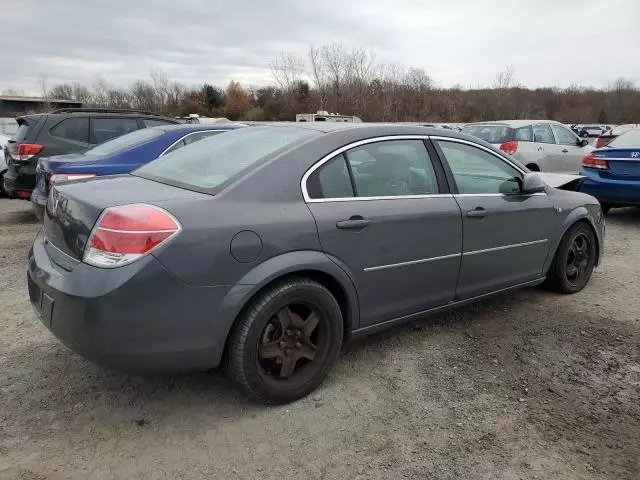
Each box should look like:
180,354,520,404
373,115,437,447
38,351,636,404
546,222,596,294
226,278,343,404
581,132,589,138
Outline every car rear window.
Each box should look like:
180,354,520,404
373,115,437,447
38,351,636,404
84,127,164,157
12,120,32,142
462,125,516,144
135,126,318,191
608,128,640,148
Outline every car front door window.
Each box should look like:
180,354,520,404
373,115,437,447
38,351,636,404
551,125,579,146
436,141,521,195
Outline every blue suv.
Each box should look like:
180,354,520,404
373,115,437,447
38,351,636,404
31,123,244,220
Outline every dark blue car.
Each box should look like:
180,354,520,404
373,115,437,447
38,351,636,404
31,123,243,219
580,128,640,213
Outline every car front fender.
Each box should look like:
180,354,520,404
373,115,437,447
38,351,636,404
543,205,603,273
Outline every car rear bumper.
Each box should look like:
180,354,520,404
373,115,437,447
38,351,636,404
580,168,640,205
27,230,244,373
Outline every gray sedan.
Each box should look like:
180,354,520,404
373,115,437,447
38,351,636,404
27,124,604,404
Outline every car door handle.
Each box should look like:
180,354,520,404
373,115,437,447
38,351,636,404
466,207,487,218
336,216,371,229
562,148,569,153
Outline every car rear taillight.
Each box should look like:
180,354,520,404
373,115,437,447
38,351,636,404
49,173,96,188
595,136,614,148
83,204,181,268
11,143,43,161
582,153,608,170
499,141,518,155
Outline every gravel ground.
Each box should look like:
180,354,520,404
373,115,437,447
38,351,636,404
0,198,638,480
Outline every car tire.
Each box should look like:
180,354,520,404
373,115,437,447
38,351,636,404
226,278,343,404
545,222,596,294
581,132,589,138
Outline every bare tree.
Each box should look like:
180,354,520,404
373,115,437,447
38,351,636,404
2,87,25,96
492,65,518,89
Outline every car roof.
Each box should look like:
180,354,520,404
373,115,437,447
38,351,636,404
464,120,565,128
155,123,245,133
251,122,462,135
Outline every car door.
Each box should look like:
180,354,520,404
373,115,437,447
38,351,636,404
551,124,587,173
532,123,564,172
433,138,556,300
304,137,463,327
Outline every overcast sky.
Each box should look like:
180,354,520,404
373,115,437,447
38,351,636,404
2,0,639,93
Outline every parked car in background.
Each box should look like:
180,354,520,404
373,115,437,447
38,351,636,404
0,133,10,196
580,128,640,213
594,124,640,148
462,120,593,173
28,123,604,404
3,108,179,199
577,125,611,138
30,123,244,220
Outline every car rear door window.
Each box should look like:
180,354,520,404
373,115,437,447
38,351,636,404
436,140,521,194
345,139,439,197
306,154,354,199
514,126,533,142
91,118,140,144
532,124,556,144
50,118,90,144
551,125,578,145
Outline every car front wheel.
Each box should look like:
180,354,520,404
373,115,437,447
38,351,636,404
227,278,343,404
546,222,596,294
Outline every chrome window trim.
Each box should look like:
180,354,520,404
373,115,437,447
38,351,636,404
301,135,439,203
309,194,454,203
159,130,222,157
364,252,461,272
462,239,548,257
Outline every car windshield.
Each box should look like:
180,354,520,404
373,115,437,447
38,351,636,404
608,128,640,148
84,127,163,157
134,126,319,191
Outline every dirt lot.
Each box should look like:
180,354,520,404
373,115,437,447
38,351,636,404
0,198,638,480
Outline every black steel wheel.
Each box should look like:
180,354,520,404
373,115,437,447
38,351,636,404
226,278,343,404
546,222,596,293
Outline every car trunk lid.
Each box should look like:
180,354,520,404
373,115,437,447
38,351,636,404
602,149,640,178
43,175,207,261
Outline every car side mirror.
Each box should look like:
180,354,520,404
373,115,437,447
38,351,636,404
521,172,546,194
578,138,589,147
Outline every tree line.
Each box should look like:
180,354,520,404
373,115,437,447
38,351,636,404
6,43,639,124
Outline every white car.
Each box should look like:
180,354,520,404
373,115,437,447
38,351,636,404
461,120,594,174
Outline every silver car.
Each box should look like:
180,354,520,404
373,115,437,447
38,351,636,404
462,120,594,174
